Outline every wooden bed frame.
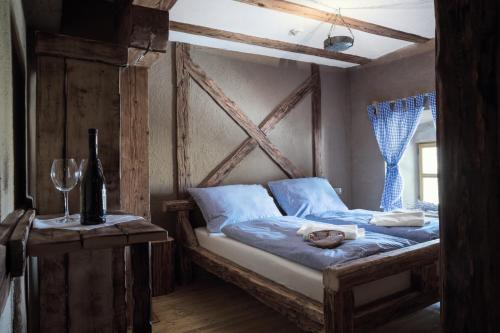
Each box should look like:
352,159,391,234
164,200,439,333
163,42,440,333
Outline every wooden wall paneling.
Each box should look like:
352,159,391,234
435,1,500,331
120,66,150,219
200,74,315,187
311,64,322,177
35,56,66,215
67,249,115,333
184,54,304,178
65,59,121,213
170,21,370,65
38,255,68,332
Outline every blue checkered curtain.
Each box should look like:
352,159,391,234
428,91,437,124
368,95,424,211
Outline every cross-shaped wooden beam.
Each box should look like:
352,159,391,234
175,42,322,192
182,49,304,179
199,72,316,187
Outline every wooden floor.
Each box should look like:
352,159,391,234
152,276,440,333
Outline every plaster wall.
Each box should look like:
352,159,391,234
148,44,351,231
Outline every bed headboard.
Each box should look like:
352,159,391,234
172,42,323,202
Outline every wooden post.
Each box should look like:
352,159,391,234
435,1,500,331
175,43,194,284
311,63,322,177
175,43,192,198
120,66,151,219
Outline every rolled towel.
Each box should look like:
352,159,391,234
297,222,365,240
370,209,425,227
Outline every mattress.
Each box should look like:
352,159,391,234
195,227,411,305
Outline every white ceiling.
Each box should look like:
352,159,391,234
170,0,435,68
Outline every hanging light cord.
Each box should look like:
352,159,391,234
327,8,355,41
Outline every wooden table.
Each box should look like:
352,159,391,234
27,216,168,333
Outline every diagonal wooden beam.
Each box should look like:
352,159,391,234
235,0,430,44
182,51,304,179
200,73,316,187
170,21,370,65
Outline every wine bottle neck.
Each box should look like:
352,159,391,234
89,134,98,159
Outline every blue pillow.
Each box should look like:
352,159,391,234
268,177,348,217
188,184,282,233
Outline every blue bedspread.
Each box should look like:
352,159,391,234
307,210,439,243
221,216,416,271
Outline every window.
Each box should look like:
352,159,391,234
419,142,438,203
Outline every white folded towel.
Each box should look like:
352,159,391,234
370,209,425,227
297,222,365,240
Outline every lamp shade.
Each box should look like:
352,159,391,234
324,36,354,52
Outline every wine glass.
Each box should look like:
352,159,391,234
50,159,79,223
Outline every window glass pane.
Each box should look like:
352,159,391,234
422,177,439,204
422,146,437,174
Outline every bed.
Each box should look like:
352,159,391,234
164,198,439,333
166,45,440,332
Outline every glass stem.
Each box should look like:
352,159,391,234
64,191,70,220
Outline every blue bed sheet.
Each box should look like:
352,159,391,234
306,210,439,243
221,216,416,271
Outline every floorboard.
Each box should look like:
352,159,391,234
152,275,440,333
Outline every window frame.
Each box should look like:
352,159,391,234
418,141,438,202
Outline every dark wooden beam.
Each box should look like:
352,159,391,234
170,21,370,65
133,0,178,11
435,0,500,331
119,4,169,53
235,0,430,44
35,32,128,66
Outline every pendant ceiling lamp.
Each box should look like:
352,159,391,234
324,9,355,52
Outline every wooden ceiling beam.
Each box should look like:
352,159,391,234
235,0,430,44
35,32,128,66
133,0,177,11
119,5,170,52
170,21,370,65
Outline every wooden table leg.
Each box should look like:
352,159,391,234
131,242,152,333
